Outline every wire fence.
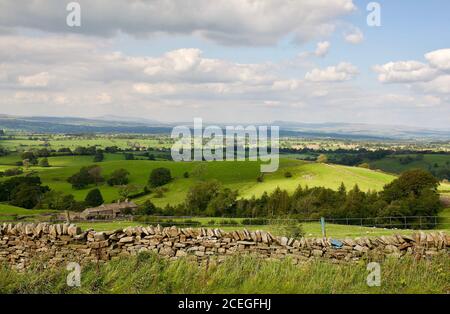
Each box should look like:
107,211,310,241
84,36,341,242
1,213,448,234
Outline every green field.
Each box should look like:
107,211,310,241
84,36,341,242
0,203,56,221
1,253,448,294
370,154,449,174
0,152,403,206
0,136,172,151
2,151,449,207
76,220,444,238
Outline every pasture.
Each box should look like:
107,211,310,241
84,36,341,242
0,152,402,206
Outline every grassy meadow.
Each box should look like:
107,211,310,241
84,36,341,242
370,154,450,174
0,152,403,207
1,253,448,294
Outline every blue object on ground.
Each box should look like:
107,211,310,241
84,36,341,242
330,239,343,248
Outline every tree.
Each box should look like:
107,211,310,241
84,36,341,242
10,184,44,209
39,158,50,167
206,188,238,217
316,154,328,163
0,176,47,202
107,168,130,186
84,188,104,207
68,165,100,189
124,153,135,160
0,147,9,156
93,150,104,162
136,200,157,215
40,191,81,211
88,165,104,185
266,187,290,217
185,180,221,214
382,169,439,202
149,167,172,187
21,151,38,165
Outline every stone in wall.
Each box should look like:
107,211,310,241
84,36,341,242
0,222,449,270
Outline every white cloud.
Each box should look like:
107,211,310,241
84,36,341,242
425,49,450,71
421,75,450,94
305,62,358,82
17,72,50,87
0,0,356,46
96,92,112,104
0,34,448,127
373,61,437,83
314,41,331,57
344,27,364,44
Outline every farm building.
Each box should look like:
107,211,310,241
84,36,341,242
81,200,138,220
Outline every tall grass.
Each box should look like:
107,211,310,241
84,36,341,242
0,253,448,294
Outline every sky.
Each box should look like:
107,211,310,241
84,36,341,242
0,0,449,128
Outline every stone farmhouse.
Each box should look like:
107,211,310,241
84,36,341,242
81,200,138,220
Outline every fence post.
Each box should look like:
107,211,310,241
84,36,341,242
320,217,326,238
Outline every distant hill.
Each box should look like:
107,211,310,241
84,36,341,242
0,115,449,140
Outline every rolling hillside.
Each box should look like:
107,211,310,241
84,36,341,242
1,152,401,206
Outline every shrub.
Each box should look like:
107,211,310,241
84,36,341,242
3,167,23,177
271,218,304,239
84,188,104,207
67,165,103,189
149,167,172,187
220,219,239,226
107,168,130,186
10,184,44,209
284,171,293,178
241,218,268,226
316,154,328,163
124,153,135,160
93,151,104,162
136,200,157,215
39,158,50,167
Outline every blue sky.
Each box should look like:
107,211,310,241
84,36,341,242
0,0,449,128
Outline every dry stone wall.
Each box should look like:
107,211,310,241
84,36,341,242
0,222,449,270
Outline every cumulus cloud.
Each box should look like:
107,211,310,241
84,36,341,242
305,62,358,82
0,0,356,46
373,48,450,105
0,33,447,127
425,49,450,71
421,75,450,94
373,61,437,83
17,72,50,87
344,27,364,44
314,41,331,57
